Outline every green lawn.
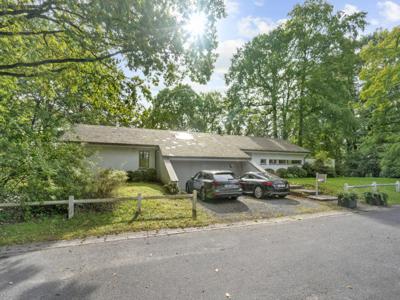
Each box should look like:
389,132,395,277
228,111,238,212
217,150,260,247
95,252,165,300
289,177,400,205
0,182,215,246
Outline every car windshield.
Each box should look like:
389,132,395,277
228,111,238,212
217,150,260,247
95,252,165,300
214,173,235,181
256,172,279,180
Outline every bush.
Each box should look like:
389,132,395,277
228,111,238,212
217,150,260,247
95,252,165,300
364,192,388,206
276,168,288,178
265,168,276,175
127,168,158,182
90,169,128,198
286,166,307,178
313,159,336,177
164,182,179,195
338,192,358,209
302,162,314,177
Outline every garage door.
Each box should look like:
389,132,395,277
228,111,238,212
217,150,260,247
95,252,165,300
170,160,245,190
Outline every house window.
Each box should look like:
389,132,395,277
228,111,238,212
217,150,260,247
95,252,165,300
139,151,150,168
291,160,302,165
260,159,267,165
278,160,287,165
269,159,278,165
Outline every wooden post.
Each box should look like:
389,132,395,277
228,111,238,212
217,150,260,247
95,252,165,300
137,193,142,215
68,195,74,219
372,181,377,193
396,181,400,193
192,190,197,220
344,183,349,192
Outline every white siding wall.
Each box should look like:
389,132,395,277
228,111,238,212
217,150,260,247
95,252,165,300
248,152,306,171
88,145,155,171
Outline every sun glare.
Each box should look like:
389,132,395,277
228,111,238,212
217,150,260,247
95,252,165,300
185,12,207,37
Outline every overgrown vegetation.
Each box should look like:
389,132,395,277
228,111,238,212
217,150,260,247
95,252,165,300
127,169,158,183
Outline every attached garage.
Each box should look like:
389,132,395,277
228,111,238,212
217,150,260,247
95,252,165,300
170,159,261,190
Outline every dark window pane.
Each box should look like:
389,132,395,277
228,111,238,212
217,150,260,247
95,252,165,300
139,151,150,168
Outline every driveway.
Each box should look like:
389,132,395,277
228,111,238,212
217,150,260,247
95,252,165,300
199,195,335,221
2,206,400,299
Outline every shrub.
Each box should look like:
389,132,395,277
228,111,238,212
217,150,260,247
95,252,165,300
90,169,128,198
276,168,288,178
313,159,336,177
287,166,307,178
127,168,158,182
337,192,358,209
265,168,276,175
164,182,179,195
364,192,388,206
302,162,314,177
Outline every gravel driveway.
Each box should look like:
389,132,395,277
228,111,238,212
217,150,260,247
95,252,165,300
198,195,336,221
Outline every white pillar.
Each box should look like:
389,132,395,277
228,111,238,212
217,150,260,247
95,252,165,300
68,195,74,219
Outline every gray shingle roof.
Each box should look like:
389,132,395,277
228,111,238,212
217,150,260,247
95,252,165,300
62,124,309,159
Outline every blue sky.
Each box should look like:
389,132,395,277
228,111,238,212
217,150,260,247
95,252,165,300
186,0,400,93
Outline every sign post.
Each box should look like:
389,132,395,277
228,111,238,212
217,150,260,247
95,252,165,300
316,173,327,196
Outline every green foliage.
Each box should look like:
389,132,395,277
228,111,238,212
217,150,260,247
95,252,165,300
381,143,400,178
127,169,158,183
89,169,128,198
0,0,225,83
286,166,308,178
337,192,358,209
164,182,180,195
276,168,288,178
225,0,366,161
145,85,225,132
364,192,388,206
343,148,380,177
312,159,336,177
301,162,315,177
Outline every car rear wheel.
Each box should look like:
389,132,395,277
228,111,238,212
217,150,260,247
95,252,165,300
254,186,264,199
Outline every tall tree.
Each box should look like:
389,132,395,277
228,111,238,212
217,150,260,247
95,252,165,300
359,27,400,177
144,85,225,132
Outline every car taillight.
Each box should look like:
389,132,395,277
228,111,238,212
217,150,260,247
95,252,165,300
262,181,273,186
212,181,221,187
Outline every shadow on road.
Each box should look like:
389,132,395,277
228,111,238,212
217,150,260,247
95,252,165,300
0,258,41,292
16,279,97,300
359,206,400,228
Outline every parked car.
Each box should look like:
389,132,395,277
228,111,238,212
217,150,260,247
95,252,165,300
239,171,290,199
186,170,242,201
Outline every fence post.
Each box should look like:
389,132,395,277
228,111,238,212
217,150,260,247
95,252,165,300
372,181,377,193
192,190,197,220
137,193,142,215
396,181,400,193
344,183,349,192
315,173,319,196
68,195,74,219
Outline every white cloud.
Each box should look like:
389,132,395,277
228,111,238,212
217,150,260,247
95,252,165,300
225,0,239,16
342,4,360,16
238,16,280,38
369,18,380,26
215,39,245,74
254,0,264,7
378,1,400,22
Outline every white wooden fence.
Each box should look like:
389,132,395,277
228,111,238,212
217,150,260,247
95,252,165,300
0,191,198,220
344,181,400,193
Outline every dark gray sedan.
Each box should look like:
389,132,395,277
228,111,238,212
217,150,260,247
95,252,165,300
240,171,290,199
186,170,242,201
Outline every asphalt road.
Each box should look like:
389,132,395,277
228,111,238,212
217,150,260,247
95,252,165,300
1,207,400,300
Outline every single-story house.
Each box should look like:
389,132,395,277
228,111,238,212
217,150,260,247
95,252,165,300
63,124,310,190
